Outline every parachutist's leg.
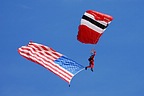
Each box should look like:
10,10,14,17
85,67,87,70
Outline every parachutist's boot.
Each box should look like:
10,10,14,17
91,68,93,72
85,67,87,70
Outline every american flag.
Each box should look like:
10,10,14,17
18,42,84,84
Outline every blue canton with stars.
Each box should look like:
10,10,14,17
54,56,85,75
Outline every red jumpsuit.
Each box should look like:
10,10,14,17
85,51,96,71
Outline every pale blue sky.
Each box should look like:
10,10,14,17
0,0,144,96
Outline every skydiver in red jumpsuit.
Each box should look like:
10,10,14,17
85,50,96,72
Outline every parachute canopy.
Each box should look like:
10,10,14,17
18,41,84,85
77,10,113,44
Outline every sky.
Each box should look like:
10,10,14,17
0,0,144,96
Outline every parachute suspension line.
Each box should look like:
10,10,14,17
91,45,96,54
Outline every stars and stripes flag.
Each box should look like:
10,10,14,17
18,41,84,85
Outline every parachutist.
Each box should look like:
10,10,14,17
85,50,96,72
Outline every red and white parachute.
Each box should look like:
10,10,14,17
77,10,113,44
